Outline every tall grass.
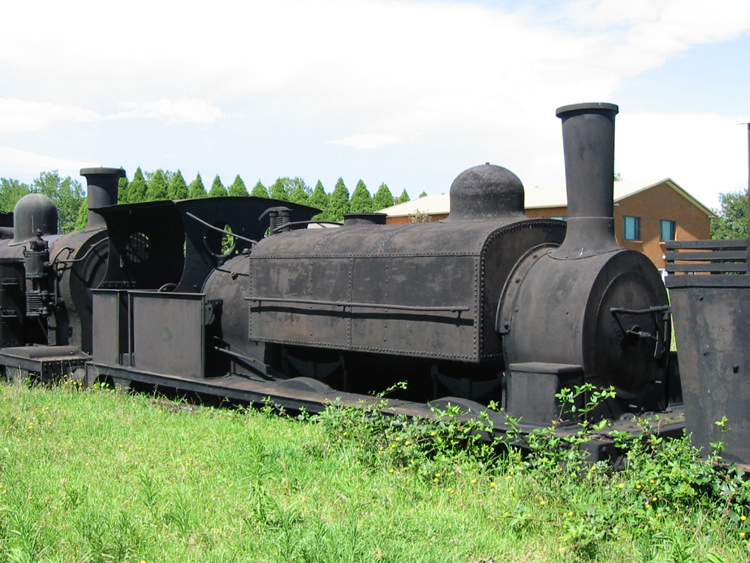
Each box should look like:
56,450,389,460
0,381,748,562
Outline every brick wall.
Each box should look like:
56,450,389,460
526,184,711,270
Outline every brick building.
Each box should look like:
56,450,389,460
381,178,714,271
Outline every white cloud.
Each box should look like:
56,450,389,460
116,98,223,125
0,99,100,133
0,97,223,133
566,0,750,74
616,111,748,210
328,133,406,149
1,0,748,202
0,147,99,182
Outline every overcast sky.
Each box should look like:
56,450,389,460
1,0,749,209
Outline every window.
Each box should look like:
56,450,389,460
660,220,676,241
623,216,641,240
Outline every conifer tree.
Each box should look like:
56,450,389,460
372,183,395,210
251,181,269,198
327,178,350,221
209,175,228,197
290,185,310,205
168,170,189,199
129,167,148,203
188,173,208,199
270,178,291,201
419,191,428,198
308,180,328,218
117,176,130,204
397,189,410,204
145,169,169,201
228,174,249,197
349,179,373,213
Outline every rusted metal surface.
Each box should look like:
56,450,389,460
0,103,689,455
500,103,671,416
248,214,565,364
664,123,750,465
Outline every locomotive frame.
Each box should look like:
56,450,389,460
0,102,697,462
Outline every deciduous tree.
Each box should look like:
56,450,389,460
32,171,84,233
0,178,31,212
711,191,748,240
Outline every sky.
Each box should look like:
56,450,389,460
1,0,749,210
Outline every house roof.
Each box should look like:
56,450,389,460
382,179,715,218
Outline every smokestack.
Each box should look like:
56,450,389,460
551,102,620,259
80,167,126,231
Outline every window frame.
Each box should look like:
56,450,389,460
660,219,676,242
623,215,641,241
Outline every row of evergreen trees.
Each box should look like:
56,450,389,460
118,168,416,222
0,168,421,234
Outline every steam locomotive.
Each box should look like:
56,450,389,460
0,103,680,448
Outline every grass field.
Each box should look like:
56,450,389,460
0,381,748,563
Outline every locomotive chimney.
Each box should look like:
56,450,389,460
551,102,620,259
80,167,126,231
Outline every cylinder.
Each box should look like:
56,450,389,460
81,167,126,231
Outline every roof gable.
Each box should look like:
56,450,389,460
382,179,714,218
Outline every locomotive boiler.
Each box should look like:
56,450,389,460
0,101,676,440
198,102,672,422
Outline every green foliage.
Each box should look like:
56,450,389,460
208,175,227,198
250,181,269,198
187,173,207,199
167,170,189,200
326,178,350,221
317,383,499,485
228,174,248,197
419,191,428,198
269,177,292,202
397,189,410,204
145,169,169,201
0,178,31,212
2,383,749,562
128,167,148,203
372,183,395,210
116,176,130,204
75,200,88,231
289,185,309,205
711,191,748,240
308,181,328,217
349,180,373,213
32,170,85,233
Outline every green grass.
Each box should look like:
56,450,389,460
0,381,748,562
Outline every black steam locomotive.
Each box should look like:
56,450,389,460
0,103,680,451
